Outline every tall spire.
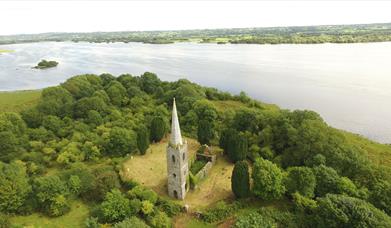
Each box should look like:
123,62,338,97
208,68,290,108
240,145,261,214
170,98,183,146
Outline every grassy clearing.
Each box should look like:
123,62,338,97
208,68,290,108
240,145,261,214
0,90,41,112
120,137,199,197
10,200,90,228
211,100,246,112
120,136,234,209
343,131,391,167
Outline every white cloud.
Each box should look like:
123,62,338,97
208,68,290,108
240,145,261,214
1,1,391,35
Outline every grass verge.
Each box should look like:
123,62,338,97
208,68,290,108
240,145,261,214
0,90,41,112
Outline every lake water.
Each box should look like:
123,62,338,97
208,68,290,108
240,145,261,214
0,41,390,143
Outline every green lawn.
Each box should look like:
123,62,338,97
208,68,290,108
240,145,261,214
10,201,90,228
0,90,41,112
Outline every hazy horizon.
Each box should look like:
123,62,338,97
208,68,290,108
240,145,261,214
2,21,391,37
1,1,391,36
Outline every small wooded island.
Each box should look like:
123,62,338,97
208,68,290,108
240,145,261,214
34,59,58,69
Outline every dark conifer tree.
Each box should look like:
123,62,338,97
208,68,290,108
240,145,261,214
197,119,213,145
150,116,166,142
137,126,150,155
231,161,250,198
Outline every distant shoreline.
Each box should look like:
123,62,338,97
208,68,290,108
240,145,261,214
1,22,391,46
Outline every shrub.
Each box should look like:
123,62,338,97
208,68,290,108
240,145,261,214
84,217,100,228
48,194,70,217
129,198,142,215
156,198,182,217
252,158,286,200
292,192,317,213
128,185,158,204
0,214,10,228
190,160,207,174
0,161,32,213
202,201,242,223
231,161,250,198
285,167,316,198
147,210,171,228
234,212,277,228
369,180,391,215
113,216,149,228
141,200,154,215
314,194,391,228
99,189,130,223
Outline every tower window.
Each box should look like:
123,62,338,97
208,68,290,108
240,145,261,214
183,153,185,161
173,173,176,178
172,155,175,163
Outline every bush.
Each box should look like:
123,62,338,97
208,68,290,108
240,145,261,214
105,127,137,156
90,166,121,201
99,189,130,223
0,161,32,213
252,158,286,200
141,200,154,215
285,167,316,198
292,192,317,213
128,185,158,204
314,194,391,228
84,217,100,228
202,201,242,223
113,216,149,228
129,198,142,215
147,210,171,228
0,214,10,228
33,175,69,214
121,179,139,190
190,160,207,174
48,194,70,217
234,212,277,228
156,198,182,217
231,161,250,198
369,180,391,215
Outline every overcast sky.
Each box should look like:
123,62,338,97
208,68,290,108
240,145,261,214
1,1,391,35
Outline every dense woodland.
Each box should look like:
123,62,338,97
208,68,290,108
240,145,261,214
0,72,390,227
1,23,391,45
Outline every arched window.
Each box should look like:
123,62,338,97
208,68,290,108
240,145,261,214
173,173,176,178
182,153,185,161
172,155,175,163
184,170,186,176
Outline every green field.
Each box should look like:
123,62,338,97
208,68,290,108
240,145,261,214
0,49,13,53
0,90,41,112
10,201,90,228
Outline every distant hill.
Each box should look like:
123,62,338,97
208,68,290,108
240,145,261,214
1,22,391,45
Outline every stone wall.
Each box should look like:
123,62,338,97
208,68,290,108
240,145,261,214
195,161,213,181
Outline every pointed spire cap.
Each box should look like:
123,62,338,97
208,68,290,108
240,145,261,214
170,98,183,146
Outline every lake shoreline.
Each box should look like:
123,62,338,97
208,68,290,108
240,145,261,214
1,41,390,143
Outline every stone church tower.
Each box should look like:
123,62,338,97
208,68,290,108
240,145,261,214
167,98,189,200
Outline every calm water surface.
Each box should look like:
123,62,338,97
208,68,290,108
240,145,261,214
0,42,390,143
